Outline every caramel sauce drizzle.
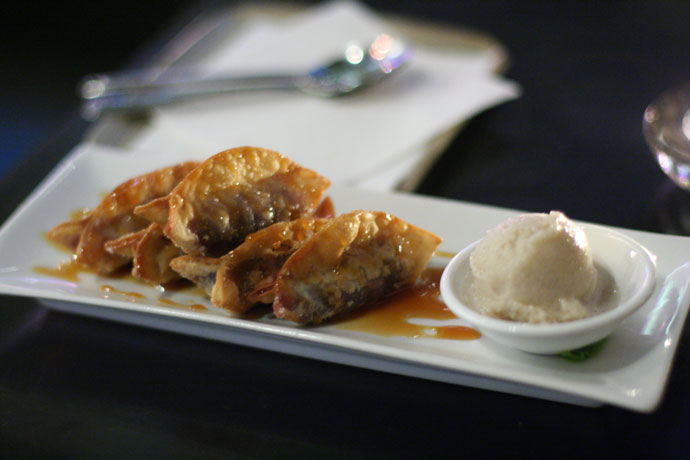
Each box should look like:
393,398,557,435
157,298,207,312
100,284,145,299
33,259,85,282
335,268,480,341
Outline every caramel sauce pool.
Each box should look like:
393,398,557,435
157,298,207,312
33,259,85,282
335,268,480,340
100,284,145,299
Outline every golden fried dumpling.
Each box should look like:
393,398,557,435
47,161,198,274
105,224,183,285
273,211,442,324
168,255,221,298
312,196,336,219
102,227,146,259
135,146,331,257
46,216,90,251
170,216,331,314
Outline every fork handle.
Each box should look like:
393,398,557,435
79,71,297,118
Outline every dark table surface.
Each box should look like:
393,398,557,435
2,1,690,458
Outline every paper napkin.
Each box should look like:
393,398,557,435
130,0,520,190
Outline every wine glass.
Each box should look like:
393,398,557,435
643,82,690,234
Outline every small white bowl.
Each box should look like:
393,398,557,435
440,224,657,354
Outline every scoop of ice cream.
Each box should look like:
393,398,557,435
469,211,598,323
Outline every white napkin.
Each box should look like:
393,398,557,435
131,0,520,190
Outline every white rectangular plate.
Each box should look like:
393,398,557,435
1,143,689,412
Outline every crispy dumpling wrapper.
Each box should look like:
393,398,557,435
169,255,221,298
47,161,199,274
105,223,183,285
137,146,331,257
273,211,442,324
171,216,331,314
103,227,147,258
46,217,89,251
312,196,335,219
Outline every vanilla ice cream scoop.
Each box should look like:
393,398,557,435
469,211,598,323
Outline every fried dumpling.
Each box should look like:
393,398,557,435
46,216,89,251
168,254,221,298
135,146,331,257
47,161,198,274
170,216,331,314
105,223,183,285
312,196,336,219
273,211,442,324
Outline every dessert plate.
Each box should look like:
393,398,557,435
1,143,689,412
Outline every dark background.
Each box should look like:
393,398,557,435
3,1,688,231
2,1,690,459
0,0,193,178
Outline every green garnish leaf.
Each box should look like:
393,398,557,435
558,339,607,362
